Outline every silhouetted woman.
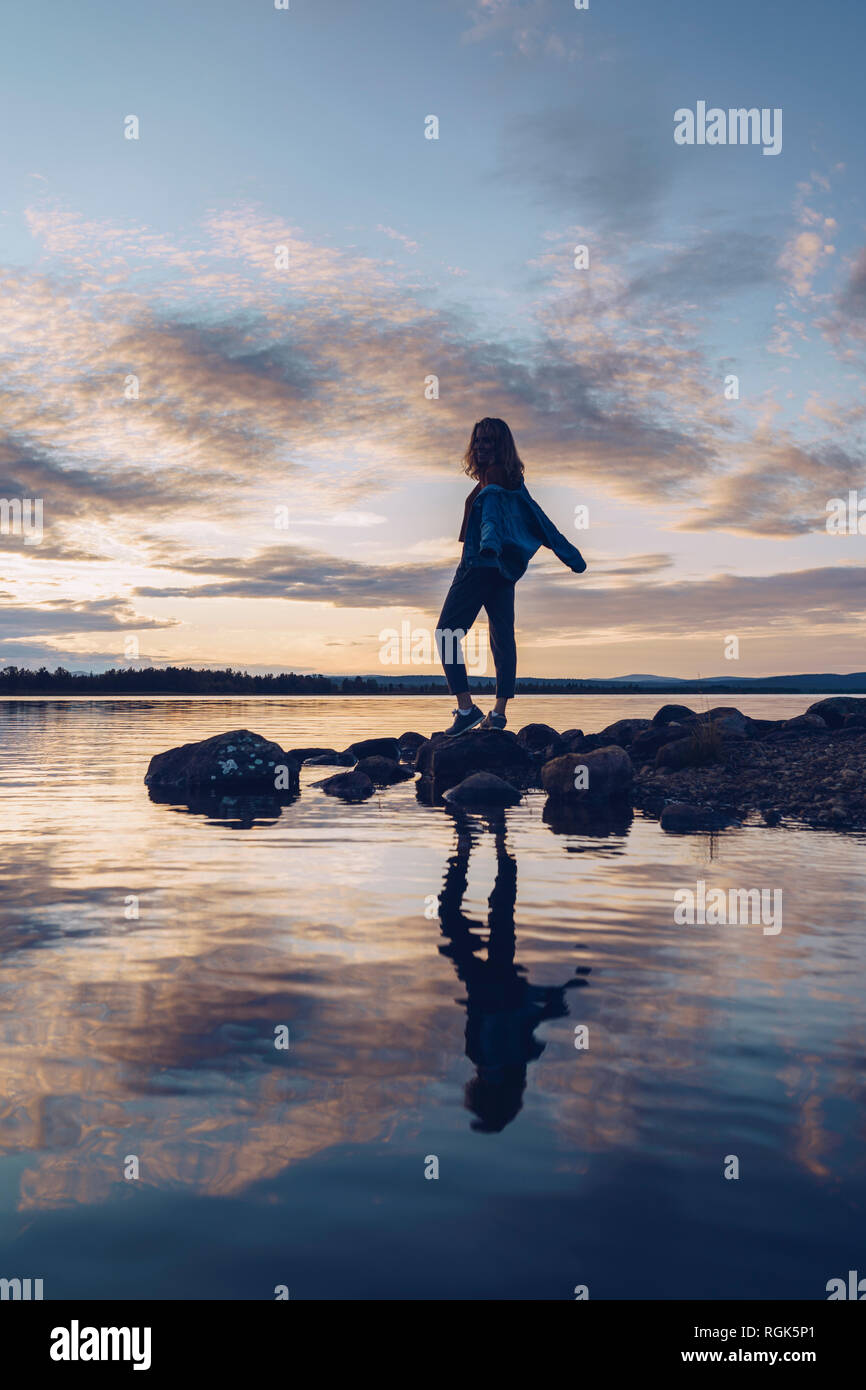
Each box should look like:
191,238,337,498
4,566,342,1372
436,418,587,734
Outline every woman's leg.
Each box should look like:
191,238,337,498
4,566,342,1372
483,576,516,713
436,567,485,708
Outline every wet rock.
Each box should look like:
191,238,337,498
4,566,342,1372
313,769,374,801
145,729,298,796
354,755,415,786
541,744,633,802
652,703,697,726
762,808,782,826
397,731,426,759
415,728,532,794
806,696,866,728
303,751,356,766
345,736,400,762
288,746,347,764
442,772,522,807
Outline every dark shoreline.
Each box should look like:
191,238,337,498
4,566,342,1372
3,671,866,698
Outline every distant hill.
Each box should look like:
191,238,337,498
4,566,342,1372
2,665,865,696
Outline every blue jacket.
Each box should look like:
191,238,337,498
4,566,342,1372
460,481,587,583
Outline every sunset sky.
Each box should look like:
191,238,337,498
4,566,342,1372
1,0,865,679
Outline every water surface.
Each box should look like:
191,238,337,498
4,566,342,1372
1,695,864,1299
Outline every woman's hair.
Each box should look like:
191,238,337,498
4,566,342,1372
463,417,525,488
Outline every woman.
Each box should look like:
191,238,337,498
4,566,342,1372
436,418,587,735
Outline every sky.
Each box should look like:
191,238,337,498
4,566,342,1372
1,0,865,680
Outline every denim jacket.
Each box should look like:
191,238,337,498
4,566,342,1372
459,482,587,583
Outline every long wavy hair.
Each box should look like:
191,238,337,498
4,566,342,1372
463,417,525,488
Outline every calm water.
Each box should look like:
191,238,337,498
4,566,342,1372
1,695,864,1300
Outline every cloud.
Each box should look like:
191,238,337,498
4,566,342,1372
134,544,451,609
0,599,176,640
517,563,866,640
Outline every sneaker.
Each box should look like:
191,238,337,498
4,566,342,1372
446,704,484,736
478,711,507,730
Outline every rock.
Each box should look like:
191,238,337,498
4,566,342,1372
344,736,401,762
354,755,414,786
516,722,567,762
597,717,652,747
660,802,724,833
559,728,585,751
541,744,633,801
516,722,562,750
631,724,690,761
397,731,426,758
312,769,374,801
782,713,827,732
442,772,522,807
698,706,751,733
287,746,347,764
655,730,724,770
303,751,356,766
652,703,697,727
145,729,298,796
655,736,700,771
415,728,532,794
806,696,866,728
762,808,782,826
843,712,866,731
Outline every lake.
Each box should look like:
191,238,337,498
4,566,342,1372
1,695,864,1300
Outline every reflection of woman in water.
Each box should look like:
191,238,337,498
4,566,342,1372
436,813,589,1133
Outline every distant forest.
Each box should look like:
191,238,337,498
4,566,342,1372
1,665,644,695
1,665,859,696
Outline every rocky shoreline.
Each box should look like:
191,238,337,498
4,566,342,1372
144,697,866,833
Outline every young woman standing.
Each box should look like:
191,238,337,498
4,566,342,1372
436,418,587,735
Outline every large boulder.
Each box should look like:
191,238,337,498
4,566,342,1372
806,696,866,729
652,703,697,727
355,755,414,786
442,772,522,807
344,736,400,761
415,728,533,795
313,769,374,801
541,745,633,802
145,729,298,797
